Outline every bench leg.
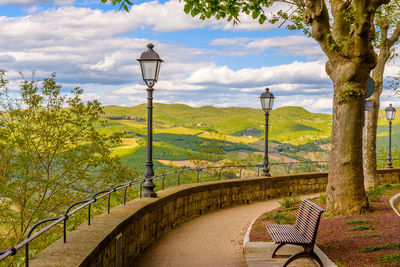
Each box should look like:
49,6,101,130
282,248,324,267
309,249,323,267
271,243,286,258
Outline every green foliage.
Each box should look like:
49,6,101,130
361,243,400,253
263,212,296,225
337,84,364,104
0,71,132,265
101,0,132,12
278,194,301,208
378,253,400,265
350,225,374,231
366,187,384,203
346,220,373,225
319,193,327,204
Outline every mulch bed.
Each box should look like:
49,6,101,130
250,189,400,267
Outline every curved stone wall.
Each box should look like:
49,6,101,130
30,169,400,267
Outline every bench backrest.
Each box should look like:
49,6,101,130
294,199,325,244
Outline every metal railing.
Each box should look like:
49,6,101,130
3,158,395,266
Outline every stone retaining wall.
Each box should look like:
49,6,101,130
30,169,400,267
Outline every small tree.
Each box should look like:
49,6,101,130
0,71,131,264
363,2,400,189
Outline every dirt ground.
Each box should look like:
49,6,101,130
250,189,400,267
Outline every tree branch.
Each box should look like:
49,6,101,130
388,21,400,48
304,0,337,60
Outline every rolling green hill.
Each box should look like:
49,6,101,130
101,104,400,172
103,104,332,145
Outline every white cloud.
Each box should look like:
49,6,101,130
185,61,329,86
0,0,74,5
211,36,324,59
0,2,339,113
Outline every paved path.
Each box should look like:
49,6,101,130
133,194,319,267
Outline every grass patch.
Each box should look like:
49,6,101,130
378,253,400,265
350,225,374,231
346,220,374,225
319,193,327,204
360,243,400,253
361,233,383,238
279,194,301,208
263,212,296,225
366,187,384,202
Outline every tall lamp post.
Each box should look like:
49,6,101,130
260,88,275,176
385,103,396,169
137,43,163,197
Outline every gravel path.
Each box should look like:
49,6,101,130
133,194,318,267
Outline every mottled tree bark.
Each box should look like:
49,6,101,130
304,0,391,216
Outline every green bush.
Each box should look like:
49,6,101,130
366,187,384,202
279,194,301,208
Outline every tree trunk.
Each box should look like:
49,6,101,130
363,25,394,189
363,74,383,189
325,62,370,217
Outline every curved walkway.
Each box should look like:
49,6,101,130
133,194,319,267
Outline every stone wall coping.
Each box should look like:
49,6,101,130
28,169,400,267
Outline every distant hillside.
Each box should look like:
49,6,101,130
102,103,400,173
103,104,332,145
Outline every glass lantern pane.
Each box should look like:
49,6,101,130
260,98,267,110
268,98,274,110
387,110,395,120
141,60,157,81
155,61,161,82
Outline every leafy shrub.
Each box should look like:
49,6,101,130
319,193,327,204
279,194,301,208
366,187,384,202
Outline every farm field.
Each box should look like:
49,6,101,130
99,103,400,175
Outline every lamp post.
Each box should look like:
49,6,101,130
260,88,275,176
137,43,163,197
385,103,396,169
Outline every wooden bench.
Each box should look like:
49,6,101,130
266,199,325,267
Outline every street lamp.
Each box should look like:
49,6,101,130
137,43,163,197
260,88,275,176
385,103,396,169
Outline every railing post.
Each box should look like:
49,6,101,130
162,174,166,190
63,217,67,243
197,169,200,183
88,203,91,226
239,167,243,179
124,187,128,205
178,172,181,186
108,193,111,214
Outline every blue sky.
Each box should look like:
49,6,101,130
0,0,398,113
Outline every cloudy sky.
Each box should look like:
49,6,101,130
0,0,399,113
